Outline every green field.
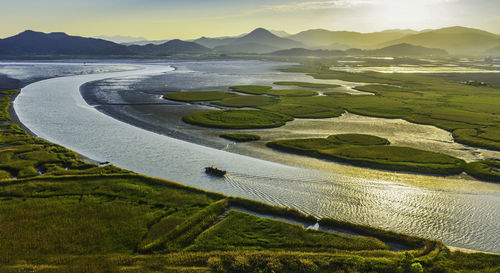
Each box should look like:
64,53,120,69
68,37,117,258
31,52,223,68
212,95,276,107
282,63,500,152
183,109,293,129
164,91,236,102
0,90,498,272
268,134,467,175
465,160,500,182
230,85,273,94
274,81,341,88
322,146,466,175
231,85,318,97
220,133,261,142
327,134,391,146
187,210,388,252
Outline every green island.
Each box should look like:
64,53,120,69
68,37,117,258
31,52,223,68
274,81,341,89
220,133,261,142
183,109,293,129
267,134,467,175
2,90,499,272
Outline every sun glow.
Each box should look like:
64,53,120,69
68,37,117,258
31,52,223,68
369,0,446,30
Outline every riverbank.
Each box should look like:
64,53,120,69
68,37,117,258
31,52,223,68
11,60,500,253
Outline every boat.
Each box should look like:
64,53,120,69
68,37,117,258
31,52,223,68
205,166,226,177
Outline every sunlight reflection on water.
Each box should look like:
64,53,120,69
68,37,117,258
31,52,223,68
10,60,500,253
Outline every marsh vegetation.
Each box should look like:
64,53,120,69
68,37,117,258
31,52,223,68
166,59,500,181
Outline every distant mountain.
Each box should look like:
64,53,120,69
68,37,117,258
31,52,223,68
485,46,500,57
193,37,236,49
94,35,147,44
0,30,132,56
128,39,210,56
271,48,345,57
214,28,303,54
380,26,500,55
270,43,446,57
269,30,291,37
368,43,447,56
121,40,170,46
288,29,418,49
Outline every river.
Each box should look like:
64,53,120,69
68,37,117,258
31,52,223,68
9,60,500,253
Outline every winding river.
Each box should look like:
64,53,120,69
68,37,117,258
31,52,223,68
11,61,500,253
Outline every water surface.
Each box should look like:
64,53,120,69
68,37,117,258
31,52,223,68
11,60,500,253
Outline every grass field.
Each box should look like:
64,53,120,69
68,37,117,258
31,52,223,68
231,85,318,97
230,85,273,95
274,81,341,89
268,134,467,175
0,90,498,272
211,95,277,108
183,109,293,129
220,133,261,142
465,160,500,182
327,134,390,146
322,146,466,175
282,63,500,152
164,91,237,102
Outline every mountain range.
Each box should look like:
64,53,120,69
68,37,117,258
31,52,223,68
379,26,500,55
1,26,499,57
0,30,208,56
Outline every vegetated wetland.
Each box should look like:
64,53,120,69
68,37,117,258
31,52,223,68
4,89,468,272
8,59,500,256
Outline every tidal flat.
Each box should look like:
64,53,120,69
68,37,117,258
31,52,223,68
8,60,500,253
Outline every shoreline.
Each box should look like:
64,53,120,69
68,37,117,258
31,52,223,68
9,59,500,253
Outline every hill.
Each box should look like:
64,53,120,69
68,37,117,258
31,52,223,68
486,45,500,57
94,35,147,44
0,30,132,56
288,29,418,49
368,43,448,56
193,36,236,48
270,43,446,57
381,26,500,55
128,39,210,56
271,48,345,57
214,28,303,54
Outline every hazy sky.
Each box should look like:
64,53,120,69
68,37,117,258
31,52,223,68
1,0,499,39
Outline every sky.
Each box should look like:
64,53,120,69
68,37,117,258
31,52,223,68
1,0,499,40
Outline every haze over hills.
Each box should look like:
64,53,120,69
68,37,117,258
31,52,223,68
193,37,236,49
271,43,447,57
213,28,303,54
287,29,419,49
486,45,500,57
94,35,148,44
1,26,499,56
128,39,209,56
380,26,500,55
121,40,170,46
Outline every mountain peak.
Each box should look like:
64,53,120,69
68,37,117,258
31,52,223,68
16,30,43,37
247,28,274,37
